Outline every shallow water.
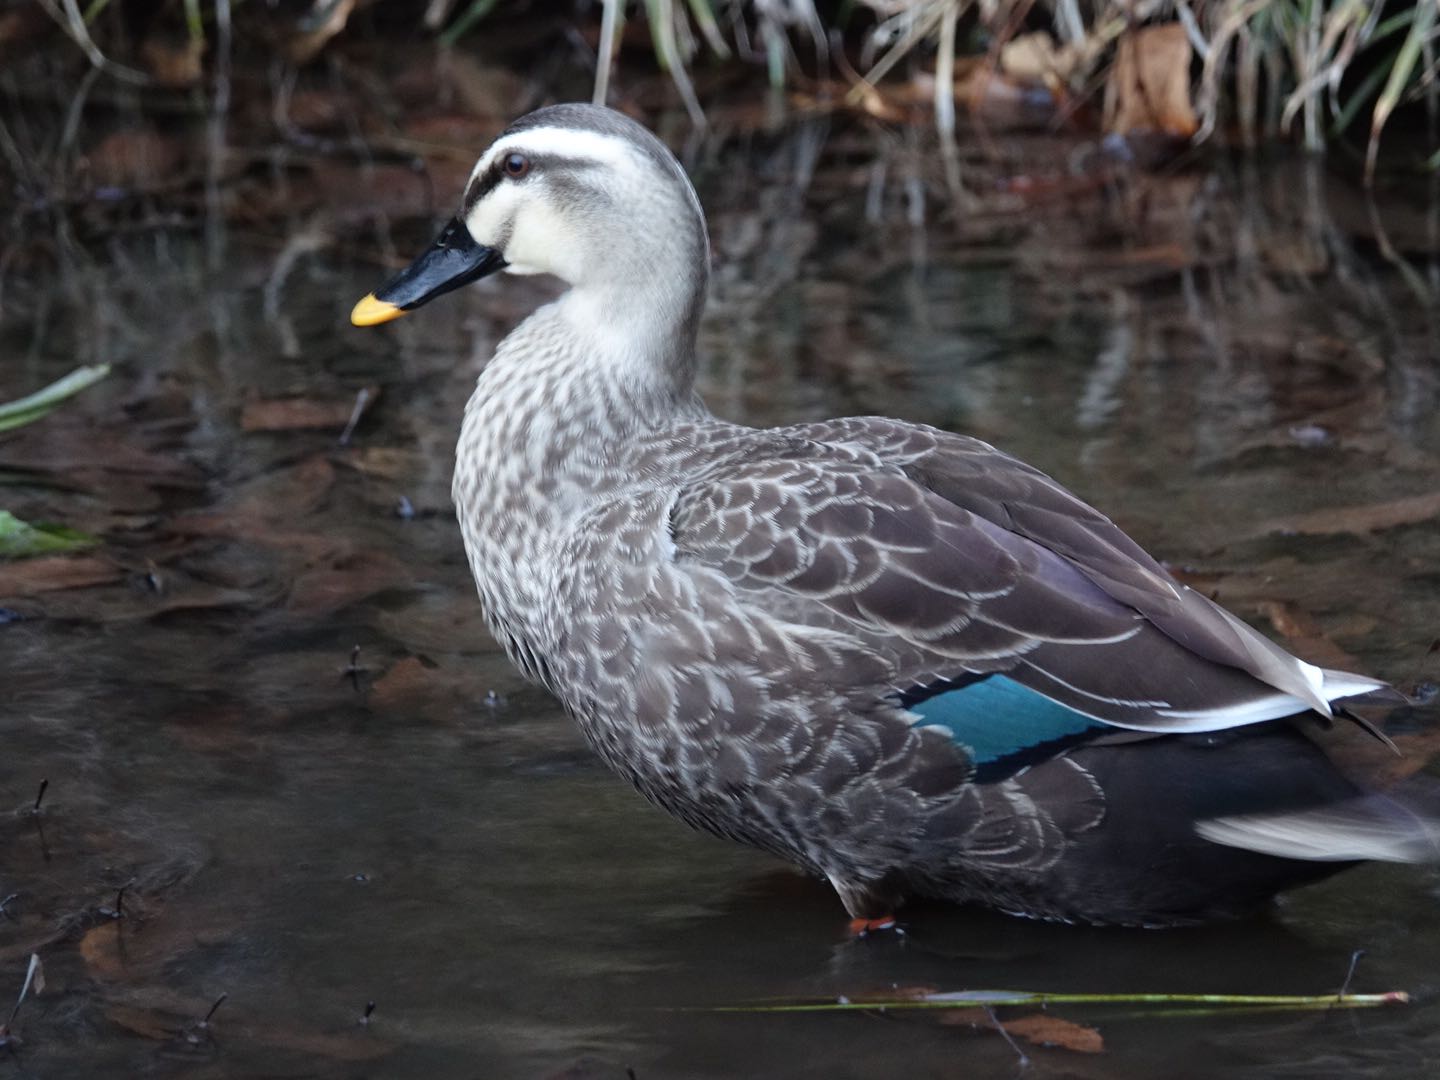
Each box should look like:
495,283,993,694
3,116,1440,1079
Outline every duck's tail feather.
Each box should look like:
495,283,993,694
1196,788,1440,863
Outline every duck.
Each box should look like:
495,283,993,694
352,103,1437,929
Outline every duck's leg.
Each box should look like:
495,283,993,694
830,873,904,936
847,915,899,937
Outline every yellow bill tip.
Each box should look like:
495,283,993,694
350,294,406,327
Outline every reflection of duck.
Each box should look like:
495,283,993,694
353,104,1436,929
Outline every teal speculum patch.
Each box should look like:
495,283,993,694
902,674,1110,781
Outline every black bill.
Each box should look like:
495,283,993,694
352,217,506,326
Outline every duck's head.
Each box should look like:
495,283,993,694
351,104,710,336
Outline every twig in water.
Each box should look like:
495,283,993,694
184,992,228,1045
0,895,17,922
983,1004,1030,1068
98,881,132,920
344,646,369,692
0,954,44,1048
31,779,48,815
30,814,50,864
1338,949,1366,1000
338,387,372,446
359,1000,376,1026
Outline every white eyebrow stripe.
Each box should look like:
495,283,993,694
470,127,644,186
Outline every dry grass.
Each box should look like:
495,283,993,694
32,0,1440,178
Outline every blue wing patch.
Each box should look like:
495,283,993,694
902,674,1108,781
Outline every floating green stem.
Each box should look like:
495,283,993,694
695,988,1411,1014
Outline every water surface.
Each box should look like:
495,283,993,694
3,117,1440,1078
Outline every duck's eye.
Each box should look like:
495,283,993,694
503,153,531,179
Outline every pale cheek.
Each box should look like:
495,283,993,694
506,214,585,283
464,184,520,249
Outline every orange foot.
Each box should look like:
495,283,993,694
847,915,898,937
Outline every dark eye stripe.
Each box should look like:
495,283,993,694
461,154,599,215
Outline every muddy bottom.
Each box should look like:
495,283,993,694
3,116,1440,1078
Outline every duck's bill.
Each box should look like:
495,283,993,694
351,218,506,327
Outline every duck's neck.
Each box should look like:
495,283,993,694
479,277,704,447
452,281,709,675
456,280,702,547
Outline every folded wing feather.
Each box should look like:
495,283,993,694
668,419,1392,735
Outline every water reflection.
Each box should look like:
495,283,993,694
2,114,1439,1077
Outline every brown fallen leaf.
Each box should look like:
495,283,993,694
141,35,205,88
370,655,436,709
239,1021,394,1063
285,88,352,133
225,454,337,521
79,920,134,980
1257,492,1440,537
1254,600,1362,672
1000,1012,1104,1053
372,591,502,656
108,990,394,1062
106,1003,180,1041
958,69,1067,129
0,556,123,596
84,130,187,190
332,445,422,481
1323,719,1440,786
81,904,233,984
173,518,340,564
285,549,412,616
940,1009,1104,1054
0,431,203,484
242,389,378,433
1104,23,1198,137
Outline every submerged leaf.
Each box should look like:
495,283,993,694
0,511,99,558
939,1008,1105,1053
241,394,371,433
999,1012,1104,1053
0,554,122,594
1257,492,1440,537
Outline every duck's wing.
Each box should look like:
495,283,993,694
668,421,1389,736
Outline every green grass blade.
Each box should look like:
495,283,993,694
182,0,203,42
683,0,731,59
1367,0,1437,183
0,364,111,433
0,511,99,558
643,0,705,126
438,0,502,47
1332,55,1394,137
